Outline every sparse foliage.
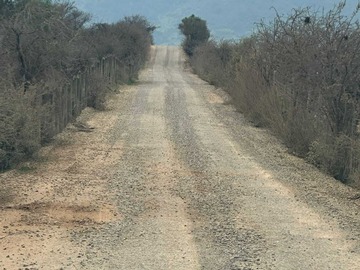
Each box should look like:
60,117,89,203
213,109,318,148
189,1,360,185
0,0,154,170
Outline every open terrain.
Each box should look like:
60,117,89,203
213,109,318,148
1,46,360,269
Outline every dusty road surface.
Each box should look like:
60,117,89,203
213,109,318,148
1,46,360,269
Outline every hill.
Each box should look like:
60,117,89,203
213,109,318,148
73,0,359,44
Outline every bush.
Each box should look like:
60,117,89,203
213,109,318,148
307,135,360,182
0,1,154,170
87,72,109,110
188,2,360,184
0,86,40,170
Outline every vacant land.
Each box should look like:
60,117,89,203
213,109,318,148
0,46,360,269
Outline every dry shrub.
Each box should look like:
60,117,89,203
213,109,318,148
190,2,360,183
307,135,360,183
0,1,153,170
192,41,234,87
87,72,109,110
232,59,318,155
0,86,40,170
192,42,223,85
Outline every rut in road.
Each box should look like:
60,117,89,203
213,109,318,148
79,46,360,269
89,45,201,269
1,46,360,269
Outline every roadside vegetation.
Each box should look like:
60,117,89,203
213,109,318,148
0,0,154,170
180,2,360,187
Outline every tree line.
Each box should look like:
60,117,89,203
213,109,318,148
179,2,360,187
0,0,154,170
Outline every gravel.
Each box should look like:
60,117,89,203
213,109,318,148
1,46,359,269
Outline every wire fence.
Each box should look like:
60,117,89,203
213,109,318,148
38,56,128,140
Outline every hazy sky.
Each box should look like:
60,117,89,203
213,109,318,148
73,0,360,44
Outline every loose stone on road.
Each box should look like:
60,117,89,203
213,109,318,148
1,46,360,269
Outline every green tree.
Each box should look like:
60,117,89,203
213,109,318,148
179,14,210,56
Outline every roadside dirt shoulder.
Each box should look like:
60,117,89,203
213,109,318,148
182,69,360,269
1,46,360,270
0,89,130,269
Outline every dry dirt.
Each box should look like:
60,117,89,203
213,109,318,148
1,46,360,269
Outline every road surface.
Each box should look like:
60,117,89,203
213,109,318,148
1,46,360,269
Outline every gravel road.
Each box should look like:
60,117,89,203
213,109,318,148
1,46,360,269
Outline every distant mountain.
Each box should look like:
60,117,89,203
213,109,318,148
73,0,359,44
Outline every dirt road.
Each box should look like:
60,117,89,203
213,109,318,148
1,46,360,269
